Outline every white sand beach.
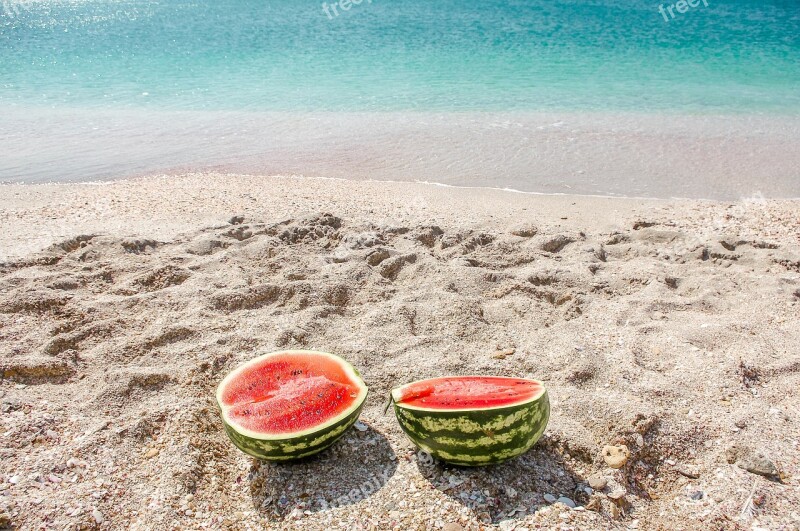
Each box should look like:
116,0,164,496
0,173,798,529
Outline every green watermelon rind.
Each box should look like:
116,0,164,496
216,350,368,461
391,377,550,466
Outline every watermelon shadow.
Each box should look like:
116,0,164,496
413,433,590,524
247,422,397,517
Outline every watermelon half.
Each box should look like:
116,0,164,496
216,350,368,461
391,376,549,466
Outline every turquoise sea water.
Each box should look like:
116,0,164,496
1,0,799,195
2,0,799,112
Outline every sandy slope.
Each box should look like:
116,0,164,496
0,174,798,530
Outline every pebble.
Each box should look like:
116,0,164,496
543,494,557,504
492,349,515,359
602,445,630,469
587,474,607,490
675,464,700,479
689,491,704,501
557,496,576,509
442,524,463,531
144,448,159,459
739,454,779,478
498,521,515,531
608,489,627,501
8,476,19,485
354,422,368,432
92,508,104,524
726,445,779,478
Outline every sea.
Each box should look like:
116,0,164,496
1,0,799,198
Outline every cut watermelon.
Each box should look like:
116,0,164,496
391,376,549,466
216,350,368,461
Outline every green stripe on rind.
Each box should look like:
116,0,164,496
221,398,366,461
393,390,549,466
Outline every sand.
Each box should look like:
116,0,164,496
0,173,798,530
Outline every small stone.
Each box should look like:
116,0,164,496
92,508,104,524
498,521,515,531
8,476,19,485
492,349,515,359
608,489,626,501
587,475,607,490
689,491,704,501
442,524,463,531
675,464,700,479
557,496,576,509
735,419,746,429
602,445,630,469
505,486,517,498
739,454,779,478
726,445,779,478
543,494,557,504
144,448,159,459
354,422,368,432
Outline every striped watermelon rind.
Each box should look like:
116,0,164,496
215,350,368,461
391,377,549,466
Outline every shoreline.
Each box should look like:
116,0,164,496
5,172,766,201
2,109,799,198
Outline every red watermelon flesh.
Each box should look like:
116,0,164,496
395,376,544,410
219,352,362,434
